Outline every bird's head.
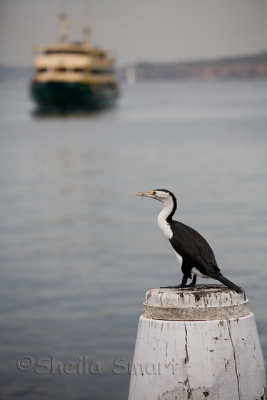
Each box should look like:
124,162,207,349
136,189,177,221
136,189,176,206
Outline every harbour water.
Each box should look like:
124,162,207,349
0,75,267,399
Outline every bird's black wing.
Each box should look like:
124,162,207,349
169,221,220,277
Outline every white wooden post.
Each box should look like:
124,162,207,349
128,285,266,400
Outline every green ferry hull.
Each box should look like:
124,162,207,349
31,81,119,111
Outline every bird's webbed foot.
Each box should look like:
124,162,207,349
160,274,190,289
160,274,197,289
160,285,183,289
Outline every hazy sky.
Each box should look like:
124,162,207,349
0,0,267,66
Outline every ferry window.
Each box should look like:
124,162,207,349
46,50,89,55
37,68,48,73
56,67,67,72
91,69,113,75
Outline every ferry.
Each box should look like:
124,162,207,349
31,14,119,111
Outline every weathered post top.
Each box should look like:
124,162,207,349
143,284,250,321
129,284,266,399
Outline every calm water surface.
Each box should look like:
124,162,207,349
0,76,267,399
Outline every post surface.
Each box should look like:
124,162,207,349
128,285,266,400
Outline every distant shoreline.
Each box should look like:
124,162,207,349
1,52,267,81
119,52,267,81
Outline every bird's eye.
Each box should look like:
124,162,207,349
150,191,156,195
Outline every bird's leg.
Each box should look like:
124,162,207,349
188,274,197,287
180,274,188,288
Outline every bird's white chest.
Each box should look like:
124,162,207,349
157,214,173,239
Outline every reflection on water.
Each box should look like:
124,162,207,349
0,77,267,399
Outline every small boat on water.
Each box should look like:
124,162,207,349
31,14,119,111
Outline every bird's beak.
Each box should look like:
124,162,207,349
135,191,156,199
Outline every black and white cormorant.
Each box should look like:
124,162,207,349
136,189,242,293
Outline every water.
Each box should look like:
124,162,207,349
0,76,267,399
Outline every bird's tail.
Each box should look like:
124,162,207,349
216,273,242,293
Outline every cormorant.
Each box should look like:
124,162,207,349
136,189,242,293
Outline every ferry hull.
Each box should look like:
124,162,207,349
31,81,119,111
